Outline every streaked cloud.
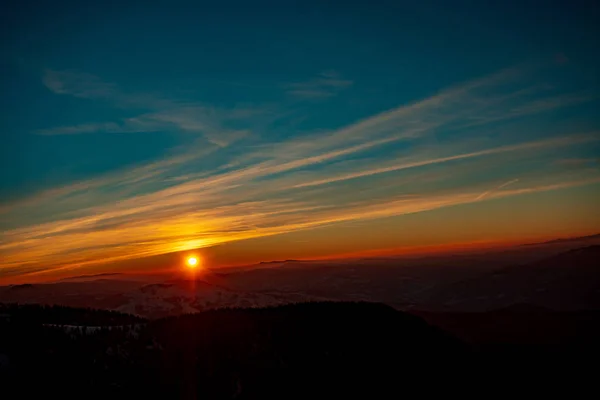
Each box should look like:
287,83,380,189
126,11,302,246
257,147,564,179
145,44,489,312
43,70,117,100
292,134,597,189
2,63,599,280
285,70,353,99
39,69,266,146
35,121,151,135
555,158,600,168
475,178,520,201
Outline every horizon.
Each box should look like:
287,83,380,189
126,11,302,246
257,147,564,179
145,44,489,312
2,231,599,285
2,0,600,284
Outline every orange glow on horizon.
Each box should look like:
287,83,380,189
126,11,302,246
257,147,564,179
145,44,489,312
2,230,599,286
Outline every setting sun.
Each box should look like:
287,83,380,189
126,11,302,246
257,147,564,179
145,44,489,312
186,256,198,268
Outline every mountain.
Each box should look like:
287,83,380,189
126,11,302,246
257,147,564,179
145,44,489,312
0,302,465,399
0,303,145,326
220,256,510,309
59,272,124,281
521,233,600,246
413,305,600,345
3,255,496,318
113,279,323,319
0,279,144,310
421,245,600,311
219,242,600,310
2,301,595,398
0,277,319,319
2,245,597,318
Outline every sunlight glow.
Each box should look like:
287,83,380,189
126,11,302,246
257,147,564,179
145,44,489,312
186,256,198,268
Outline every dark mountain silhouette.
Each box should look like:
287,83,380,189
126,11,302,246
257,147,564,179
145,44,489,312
149,302,466,398
414,305,600,345
59,272,124,281
0,277,317,319
486,303,554,314
521,233,600,246
1,245,597,318
0,301,466,399
7,284,34,291
422,245,600,311
0,303,145,326
1,301,596,398
258,259,302,265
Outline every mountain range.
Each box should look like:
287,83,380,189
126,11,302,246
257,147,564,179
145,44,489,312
1,242,598,318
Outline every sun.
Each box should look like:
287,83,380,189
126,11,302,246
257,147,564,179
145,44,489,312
186,256,199,268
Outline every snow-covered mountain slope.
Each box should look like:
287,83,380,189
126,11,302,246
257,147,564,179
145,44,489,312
115,279,322,318
0,277,320,319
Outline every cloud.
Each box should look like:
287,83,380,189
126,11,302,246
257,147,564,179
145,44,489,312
291,134,597,188
4,170,599,280
285,70,353,99
43,70,117,99
555,158,600,168
35,121,152,135
35,107,256,146
145,106,257,146
39,70,265,146
475,178,520,201
3,64,599,279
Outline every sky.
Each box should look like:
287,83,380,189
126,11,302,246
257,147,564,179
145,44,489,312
1,0,599,283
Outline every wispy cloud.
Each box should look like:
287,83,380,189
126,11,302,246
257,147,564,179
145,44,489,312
555,158,600,168
3,64,599,280
475,178,520,201
292,135,596,189
39,70,267,146
35,121,153,135
285,70,353,99
43,70,117,100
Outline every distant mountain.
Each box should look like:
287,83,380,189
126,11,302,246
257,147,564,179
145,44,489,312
7,283,34,291
0,277,319,319
421,245,600,311
223,233,600,274
59,272,124,281
2,245,597,318
259,259,302,265
220,250,566,312
0,303,144,326
114,278,321,319
522,233,600,246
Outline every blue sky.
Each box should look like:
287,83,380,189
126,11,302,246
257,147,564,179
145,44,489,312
1,0,599,281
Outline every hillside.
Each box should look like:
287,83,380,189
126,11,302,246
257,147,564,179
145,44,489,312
1,301,596,398
0,278,319,319
421,245,600,311
1,245,597,318
0,301,464,398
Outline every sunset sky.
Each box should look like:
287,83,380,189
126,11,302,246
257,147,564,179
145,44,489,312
1,0,599,283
